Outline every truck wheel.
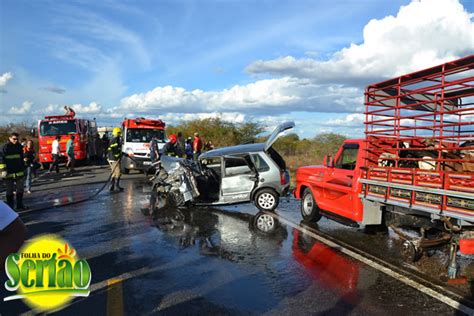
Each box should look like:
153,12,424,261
301,188,322,223
254,188,279,211
41,162,50,170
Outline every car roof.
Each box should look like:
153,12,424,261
200,143,266,159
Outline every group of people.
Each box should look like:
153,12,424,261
154,131,214,161
47,135,76,174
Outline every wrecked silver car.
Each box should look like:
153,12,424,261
150,121,294,212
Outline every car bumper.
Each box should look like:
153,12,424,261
121,156,153,171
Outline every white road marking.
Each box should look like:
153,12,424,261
271,213,474,315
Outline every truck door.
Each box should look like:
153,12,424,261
321,143,359,220
220,155,258,204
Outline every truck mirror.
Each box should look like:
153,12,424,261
323,155,333,168
30,128,36,137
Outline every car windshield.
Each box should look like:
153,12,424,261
126,129,166,143
40,120,77,136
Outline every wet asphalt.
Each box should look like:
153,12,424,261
0,165,473,315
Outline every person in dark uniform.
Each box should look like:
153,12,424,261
0,132,27,210
161,134,179,157
107,128,124,192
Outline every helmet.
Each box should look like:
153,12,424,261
168,134,177,144
112,127,122,136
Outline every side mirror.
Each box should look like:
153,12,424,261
30,128,36,137
323,155,334,168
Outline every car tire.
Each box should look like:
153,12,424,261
301,188,322,223
254,188,279,211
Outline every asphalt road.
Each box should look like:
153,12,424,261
1,165,473,315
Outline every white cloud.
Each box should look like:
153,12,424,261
119,77,363,115
325,113,365,127
0,72,13,86
246,0,474,84
9,101,32,114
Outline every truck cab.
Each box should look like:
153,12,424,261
121,118,166,173
295,139,365,224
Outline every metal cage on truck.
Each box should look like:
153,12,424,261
361,55,474,224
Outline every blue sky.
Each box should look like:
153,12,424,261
1,0,473,138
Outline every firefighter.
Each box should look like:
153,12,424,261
161,134,178,157
0,132,27,210
107,127,124,192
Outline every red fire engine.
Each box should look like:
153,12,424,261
38,114,98,168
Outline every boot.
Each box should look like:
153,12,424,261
16,193,28,210
109,178,116,192
6,195,15,209
115,177,124,191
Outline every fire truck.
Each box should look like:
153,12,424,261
121,118,166,173
38,115,98,168
295,55,474,277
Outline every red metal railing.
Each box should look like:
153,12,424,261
364,55,474,178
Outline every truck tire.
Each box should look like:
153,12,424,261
301,188,322,223
254,188,279,212
41,162,50,170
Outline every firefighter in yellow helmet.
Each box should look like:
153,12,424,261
107,127,124,191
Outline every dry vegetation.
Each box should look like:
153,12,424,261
1,119,346,182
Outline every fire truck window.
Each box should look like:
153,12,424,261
40,121,77,136
126,129,166,143
335,144,359,170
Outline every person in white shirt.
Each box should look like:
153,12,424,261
48,135,61,173
0,201,27,263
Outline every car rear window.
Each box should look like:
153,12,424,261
267,148,286,170
251,154,270,172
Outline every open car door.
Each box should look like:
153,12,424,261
218,155,259,204
264,121,295,151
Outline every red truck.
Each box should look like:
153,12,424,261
38,114,98,168
295,55,474,277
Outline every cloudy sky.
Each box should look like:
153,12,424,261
0,0,473,137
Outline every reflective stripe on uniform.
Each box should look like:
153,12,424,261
5,154,21,159
0,163,6,169
5,171,24,179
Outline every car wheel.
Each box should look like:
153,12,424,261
254,188,279,211
253,212,276,234
301,188,322,223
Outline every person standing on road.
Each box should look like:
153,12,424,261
66,135,75,173
185,137,193,160
23,140,36,194
176,132,185,158
0,132,27,210
149,134,160,164
49,135,61,173
193,132,203,160
161,134,179,157
107,128,124,192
